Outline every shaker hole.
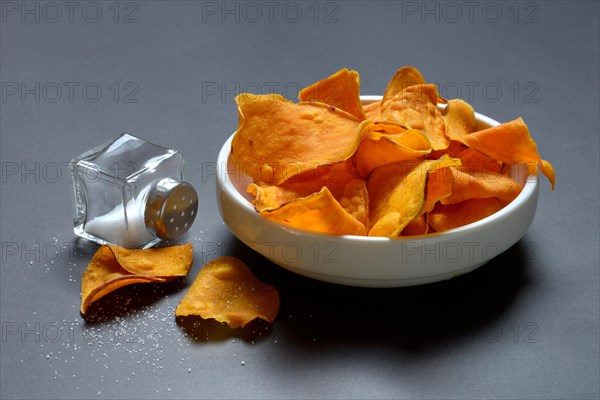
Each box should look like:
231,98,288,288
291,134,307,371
173,204,177,210
182,196,186,201
191,210,195,216
169,217,175,224
184,222,188,228
175,226,180,231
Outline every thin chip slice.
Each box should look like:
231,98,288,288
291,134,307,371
354,126,432,178
367,155,461,237
175,256,280,328
232,93,361,185
369,84,449,150
445,117,555,190
260,187,366,236
429,198,504,232
107,243,193,277
440,167,523,205
248,161,357,213
382,66,427,103
80,246,167,315
299,68,366,120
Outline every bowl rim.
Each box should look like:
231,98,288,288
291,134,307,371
217,96,539,243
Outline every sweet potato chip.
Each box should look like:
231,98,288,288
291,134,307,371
175,256,279,328
232,93,361,185
369,84,449,150
260,187,366,236
382,66,427,103
441,167,522,205
248,160,356,213
429,198,504,232
445,117,555,190
80,244,193,315
367,155,461,237
299,68,366,121
354,126,432,178
81,246,166,314
107,244,193,277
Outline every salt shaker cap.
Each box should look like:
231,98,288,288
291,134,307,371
145,178,198,241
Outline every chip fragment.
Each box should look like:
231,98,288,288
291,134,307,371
175,256,280,328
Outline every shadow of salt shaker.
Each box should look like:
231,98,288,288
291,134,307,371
68,133,198,249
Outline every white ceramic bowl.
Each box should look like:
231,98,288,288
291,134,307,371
216,97,539,287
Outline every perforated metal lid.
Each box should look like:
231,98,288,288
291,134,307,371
144,178,198,241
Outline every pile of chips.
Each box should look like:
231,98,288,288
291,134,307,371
232,67,555,237
81,245,280,328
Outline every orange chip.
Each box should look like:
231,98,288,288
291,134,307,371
354,126,432,178
107,244,193,277
231,93,361,185
381,66,427,103
260,187,366,236
445,117,555,190
175,256,280,328
441,167,522,205
369,84,449,151
248,160,357,213
299,68,366,121
367,155,461,237
429,198,504,232
80,244,193,315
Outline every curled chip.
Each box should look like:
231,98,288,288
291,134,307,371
445,116,555,190
80,244,193,315
260,187,367,236
367,155,462,237
367,84,449,151
354,125,432,178
233,66,555,237
175,256,280,328
381,66,427,103
299,68,366,121
231,93,361,185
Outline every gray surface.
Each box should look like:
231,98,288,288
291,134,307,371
1,1,599,399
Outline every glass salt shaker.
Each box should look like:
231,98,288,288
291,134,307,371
69,133,198,249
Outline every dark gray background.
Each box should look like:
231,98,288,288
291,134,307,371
1,1,598,399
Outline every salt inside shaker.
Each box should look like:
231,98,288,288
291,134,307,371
69,133,198,249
